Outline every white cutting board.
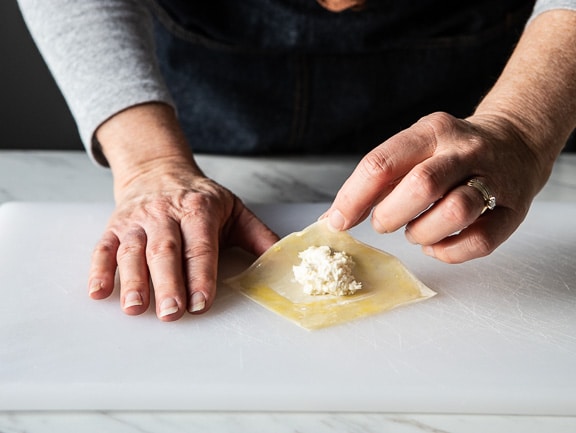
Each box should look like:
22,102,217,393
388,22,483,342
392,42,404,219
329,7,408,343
0,201,575,414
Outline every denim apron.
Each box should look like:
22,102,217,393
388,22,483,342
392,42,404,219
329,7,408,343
149,0,535,155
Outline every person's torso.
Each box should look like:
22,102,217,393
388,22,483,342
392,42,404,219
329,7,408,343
150,0,535,155
153,0,534,52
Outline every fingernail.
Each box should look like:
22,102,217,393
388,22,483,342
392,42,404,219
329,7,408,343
405,229,416,244
372,217,386,234
89,279,103,295
327,209,345,232
423,246,436,258
189,292,206,313
159,298,179,318
124,291,143,309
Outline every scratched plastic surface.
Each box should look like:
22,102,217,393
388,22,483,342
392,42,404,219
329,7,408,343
1,202,576,414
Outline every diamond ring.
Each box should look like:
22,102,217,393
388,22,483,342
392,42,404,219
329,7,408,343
466,178,496,215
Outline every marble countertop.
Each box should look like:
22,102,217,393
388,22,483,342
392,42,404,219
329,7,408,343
1,150,576,433
1,150,576,204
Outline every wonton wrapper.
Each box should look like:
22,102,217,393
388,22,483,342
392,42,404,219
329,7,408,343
224,220,436,330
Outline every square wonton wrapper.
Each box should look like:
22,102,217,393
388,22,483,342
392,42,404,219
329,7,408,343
224,220,436,330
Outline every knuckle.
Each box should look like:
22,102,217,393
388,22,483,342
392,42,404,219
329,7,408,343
441,195,474,228
116,229,146,260
416,112,460,151
181,194,223,222
146,239,180,262
120,278,149,292
122,227,147,243
419,111,456,135
184,240,216,261
358,150,394,182
459,230,495,259
92,236,118,258
184,187,222,207
406,165,443,201
117,244,143,261
468,234,495,258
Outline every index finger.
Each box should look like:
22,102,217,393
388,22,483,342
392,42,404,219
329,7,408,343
327,117,438,231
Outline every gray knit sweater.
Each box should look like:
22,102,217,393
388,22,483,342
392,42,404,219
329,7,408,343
17,0,576,165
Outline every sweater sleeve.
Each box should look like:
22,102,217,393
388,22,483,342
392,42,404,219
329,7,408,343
17,0,174,166
530,0,576,20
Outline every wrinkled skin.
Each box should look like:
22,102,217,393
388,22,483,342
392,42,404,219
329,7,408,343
325,112,552,263
88,162,279,321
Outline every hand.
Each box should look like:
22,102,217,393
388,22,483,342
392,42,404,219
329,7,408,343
325,112,554,263
326,9,576,263
87,159,279,321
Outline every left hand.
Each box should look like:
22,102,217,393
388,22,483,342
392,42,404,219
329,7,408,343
324,111,554,263
88,164,279,321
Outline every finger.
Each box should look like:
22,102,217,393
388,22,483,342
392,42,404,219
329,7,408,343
88,230,119,300
227,204,279,256
404,183,485,245
116,227,151,315
370,146,471,234
145,220,187,321
320,179,397,225
181,213,220,314
327,118,438,231
421,207,519,263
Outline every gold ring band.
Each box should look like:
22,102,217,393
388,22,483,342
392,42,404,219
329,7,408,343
466,178,496,215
